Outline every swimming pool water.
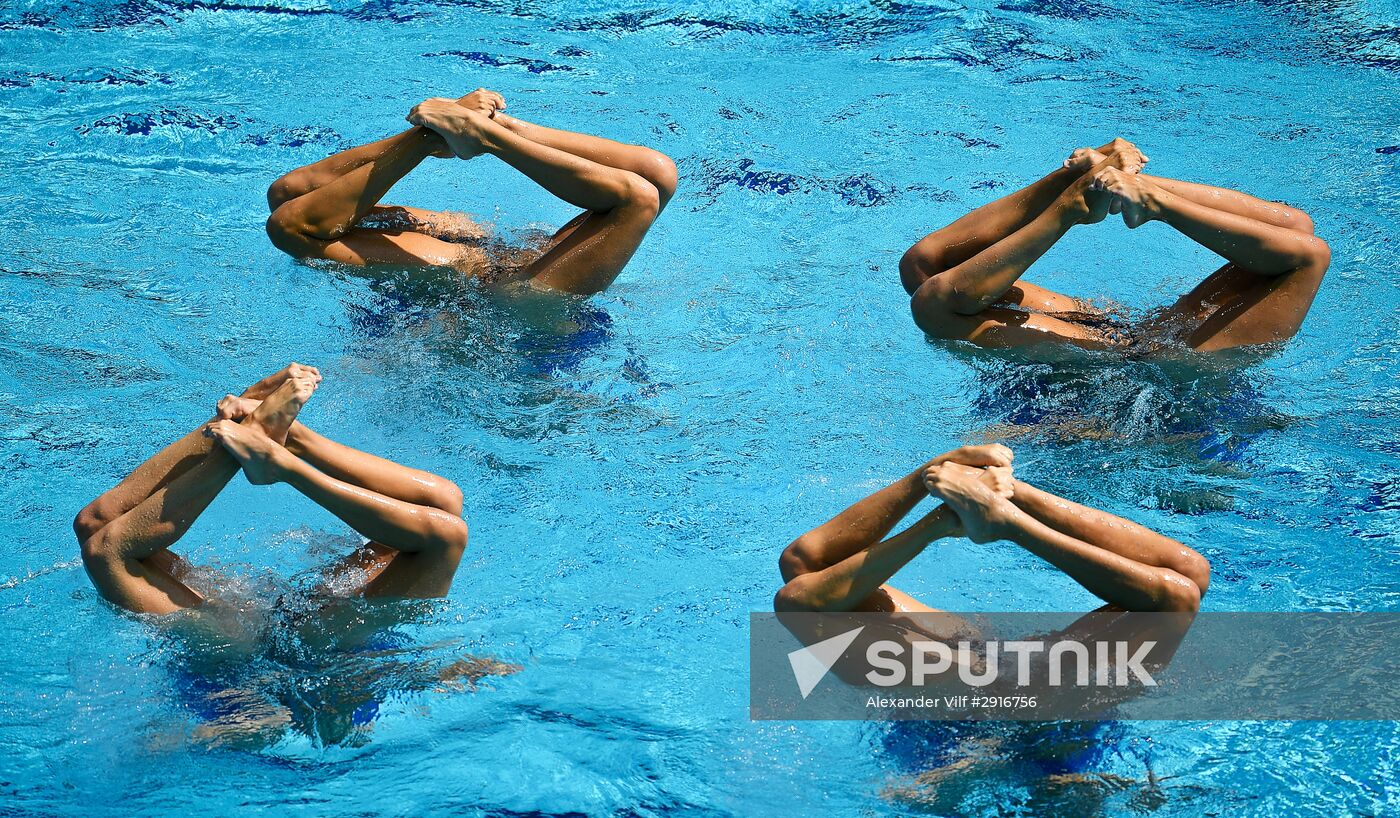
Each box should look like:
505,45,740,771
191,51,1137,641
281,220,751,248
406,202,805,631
2,0,1399,814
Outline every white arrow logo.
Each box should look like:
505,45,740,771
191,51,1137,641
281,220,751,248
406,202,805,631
787,626,865,699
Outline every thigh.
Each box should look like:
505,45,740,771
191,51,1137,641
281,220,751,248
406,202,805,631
85,552,203,614
539,211,592,253
869,587,985,644
319,542,397,594
919,302,1120,350
365,205,491,243
1184,265,1325,351
901,218,1016,296
358,544,464,600
878,585,939,613
306,228,488,270
996,280,1095,316
522,205,655,295
1158,262,1247,324
1157,262,1325,351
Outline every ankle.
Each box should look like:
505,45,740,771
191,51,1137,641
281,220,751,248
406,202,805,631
266,445,299,481
472,114,510,154
1054,193,1091,226
924,506,962,540
1141,185,1169,221
409,126,448,157
283,422,309,456
989,503,1030,542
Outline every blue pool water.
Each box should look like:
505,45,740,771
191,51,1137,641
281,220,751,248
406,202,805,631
3,0,1399,814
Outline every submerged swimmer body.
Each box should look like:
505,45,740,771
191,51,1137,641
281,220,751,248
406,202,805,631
73,365,470,615
900,139,1330,353
264,89,677,296
774,445,1213,798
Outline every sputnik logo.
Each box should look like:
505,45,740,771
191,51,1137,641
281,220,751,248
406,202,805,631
787,626,864,699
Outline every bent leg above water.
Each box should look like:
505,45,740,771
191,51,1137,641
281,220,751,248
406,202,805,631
207,422,468,600
493,112,678,210
926,466,1208,613
1095,170,1330,350
410,100,665,295
905,154,1133,349
774,446,1014,613
75,376,316,614
265,127,473,267
1010,480,1210,595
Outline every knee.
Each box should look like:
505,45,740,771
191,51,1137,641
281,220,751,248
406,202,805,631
1282,205,1315,235
778,535,823,584
265,207,316,259
426,479,464,516
76,523,116,566
909,277,977,337
773,580,819,613
1177,548,1212,598
73,500,116,545
899,244,940,296
1300,235,1330,274
427,512,469,555
1156,572,1203,613
637,149,678,208
616,171,662,221
266,174,307,213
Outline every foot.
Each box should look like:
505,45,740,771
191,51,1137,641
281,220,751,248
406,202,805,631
435,89,506,156
239,363,321,401
1095,137,1148,173
1088,166,1161,228
929,462,1015,500
1060,152,1133,225
407,98,494,159
454,88,506,118
436,655,522,692
1062,147,1108,173
216,394,259,421
1064,138,1147,175
247,375,316,444
206,421,291,485
932,443,1014,469
923,463,1020,543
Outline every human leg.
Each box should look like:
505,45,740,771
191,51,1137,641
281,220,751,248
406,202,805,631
410,99,663,294
206,423,468,599
774,447,1014,613
1090,168,1329,350
925,465,1206,612
77,377,316,613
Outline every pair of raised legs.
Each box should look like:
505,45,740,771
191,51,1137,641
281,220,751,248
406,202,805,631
774,443,1210,616
73,365,469,615
264,89,678,295
900,138,1331,352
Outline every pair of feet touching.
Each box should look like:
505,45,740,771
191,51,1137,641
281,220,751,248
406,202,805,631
206,364,322,486
921,445,1021,544
1062,138,1156,228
